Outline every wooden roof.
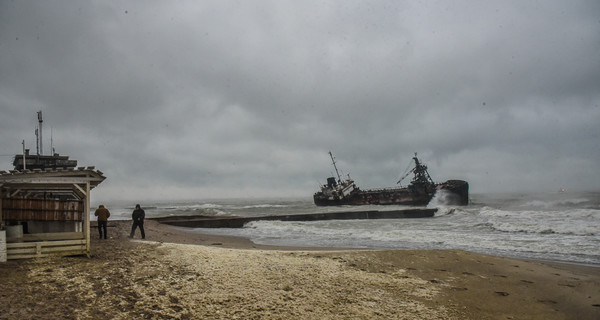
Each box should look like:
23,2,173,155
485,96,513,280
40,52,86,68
0,167,106,200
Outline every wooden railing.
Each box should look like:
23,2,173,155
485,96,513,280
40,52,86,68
5,232,87,259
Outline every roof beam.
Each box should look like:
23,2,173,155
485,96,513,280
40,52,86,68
73,183,85,195
0,177,104,184
72,184,86,199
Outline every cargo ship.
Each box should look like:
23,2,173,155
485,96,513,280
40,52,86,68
313,152,468,206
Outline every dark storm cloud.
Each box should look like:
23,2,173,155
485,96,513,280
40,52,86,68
1,1,599,201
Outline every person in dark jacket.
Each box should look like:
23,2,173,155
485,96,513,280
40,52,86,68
129,204,146,239
94,204,111,239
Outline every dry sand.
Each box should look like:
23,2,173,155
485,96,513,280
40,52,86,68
0,220,599,319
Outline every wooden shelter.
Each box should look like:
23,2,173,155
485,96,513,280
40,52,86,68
0,167,105,260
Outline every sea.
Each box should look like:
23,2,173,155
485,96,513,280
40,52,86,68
97,190,600,266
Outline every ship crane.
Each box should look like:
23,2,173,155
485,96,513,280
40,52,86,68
397,153,434,185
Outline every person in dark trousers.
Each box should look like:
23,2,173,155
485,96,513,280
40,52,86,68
129,204,146,239
94,204,110,239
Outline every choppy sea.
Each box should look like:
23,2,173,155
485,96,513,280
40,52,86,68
97,191,600,266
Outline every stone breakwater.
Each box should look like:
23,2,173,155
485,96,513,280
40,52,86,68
150,208,438,228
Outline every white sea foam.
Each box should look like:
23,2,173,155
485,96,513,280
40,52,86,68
239,204,289,209
519,198,590,209
475,207,599,236
428,189,462,207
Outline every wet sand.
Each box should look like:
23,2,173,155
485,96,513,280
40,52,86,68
0,220,598,319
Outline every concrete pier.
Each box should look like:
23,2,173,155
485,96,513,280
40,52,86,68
151,208,437,228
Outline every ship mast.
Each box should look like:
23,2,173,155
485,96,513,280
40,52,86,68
329,151,342,182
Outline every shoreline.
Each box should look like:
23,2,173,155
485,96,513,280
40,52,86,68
150,220,600,278
156,218,600,267
0,219,598,319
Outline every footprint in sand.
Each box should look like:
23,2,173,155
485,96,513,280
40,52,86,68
451,287,468,291
558,282,577,288
538,299,557,305
520,280,534,284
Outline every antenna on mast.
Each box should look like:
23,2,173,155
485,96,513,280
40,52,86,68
37,111,43,155
35,127,39,155
22,140,26,170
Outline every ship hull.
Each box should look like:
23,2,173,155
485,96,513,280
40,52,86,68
314,180,468,206
314,188,432,206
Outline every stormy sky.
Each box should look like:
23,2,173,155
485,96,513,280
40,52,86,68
1,1,599,201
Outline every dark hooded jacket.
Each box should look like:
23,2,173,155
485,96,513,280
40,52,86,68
132,207,145,222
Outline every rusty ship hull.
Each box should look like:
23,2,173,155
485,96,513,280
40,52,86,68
313,180,468,206
313,152,469,207
314,187,431,206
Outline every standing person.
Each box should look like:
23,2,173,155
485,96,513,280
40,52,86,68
94,204,110,239
129,204,146,239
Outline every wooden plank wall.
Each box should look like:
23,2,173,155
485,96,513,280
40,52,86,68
2,198,83,221
6,239,86,259
0,231,6,262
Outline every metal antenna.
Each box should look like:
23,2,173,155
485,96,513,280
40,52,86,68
35,127,39,155
37,111,43,155
22,140,26,170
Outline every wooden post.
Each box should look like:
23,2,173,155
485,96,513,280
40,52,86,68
84,181,90,257
0,185,4,263
0,184,3,228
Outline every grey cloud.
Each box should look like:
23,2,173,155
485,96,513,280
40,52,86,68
1,1,599,201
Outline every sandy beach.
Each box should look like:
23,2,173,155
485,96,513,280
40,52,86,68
1,220,599,319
